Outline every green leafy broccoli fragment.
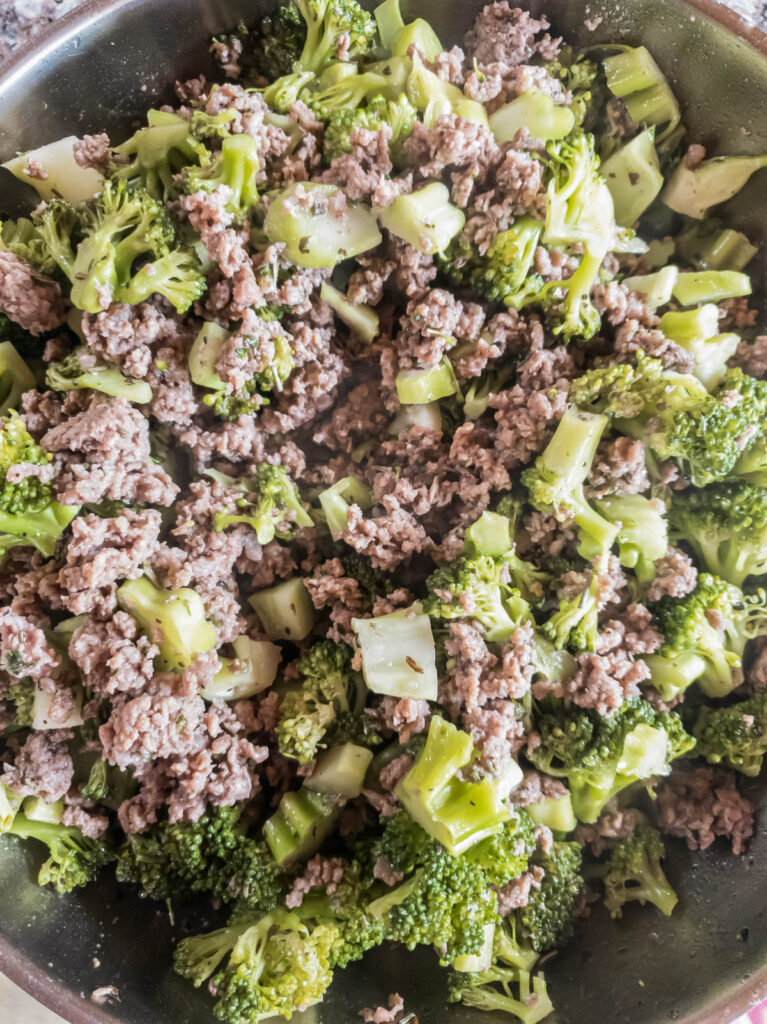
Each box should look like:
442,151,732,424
5,678,34,729
212,463,312,544
437,218,543,306
667,481,767,588
694,691,767,776
518,841,584,952
292,0,377,72
652,573,767,698
214,7,306,84
323,94,416,163
116,806,284,910
541,569,601,653
45,347,152,404
1,216,58,276
276,640,364,763
7,812,114,894
181,133,259,220
529,698,695,823
601,826,677,918
34,180,205,314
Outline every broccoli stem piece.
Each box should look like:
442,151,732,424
600,129,664,227
593,494,668,580
622,265,679,309
263,786,342,866
663,154,767,219
395,357,459,404
489,89,575,144
318,475,372,540
659,306,739,390
388,401,442,436
117,575,217,671
391,18,443,61
320,282,379,343
602,46,681,146
188,321,228,390
181,133,260,220
527,793,577,834
464,510,512,559
3,136,103,203
671,270,752,306
352,604,438,701
45,347,152,404
248,577,316,642
675,222,758,272
0,501,80,559
0,785,23,833
200,637,282,702
643,650,707,702
306,743,374,798
0,342,35,417
377,182,466,256
407,52,488,128
374,0,406,49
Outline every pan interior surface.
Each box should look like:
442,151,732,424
1,1,767,1022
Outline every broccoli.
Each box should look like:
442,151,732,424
529,698,695,823
652,573,767,698
201,636,282,702
667,481,767,588
323,93,416,163
352,604,439,700
181,133,259,221
6,811,114,894
0,216,57,276
517,841,584,951
406,51,488,128
308,56,413,119
659,305,739,391
116,575,217,672
263,786,343,866
601,826,678,919
541,568,602,653
275,640,364,764
593,494,669,581
211,463,312,544
489,89,575,144
601,128,664,227
5,678,34,729
675,220,757,273
377,182,466,256
437,218,544,307
694,691,767,776
464,809,538,889
116,806,284,910
214,7,306,84
34,180,205,314
522,406,618,561
261,69,317,113
340,550,394,603
395,716,512,855
602,45,682,149
449,953,553,1023
663,153,767,220
45,346,152,404
571,354,767,488
464,510,552,606
292,0,377,73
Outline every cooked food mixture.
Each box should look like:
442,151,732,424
1,1,767,1020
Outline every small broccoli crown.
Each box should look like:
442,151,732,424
542,570,601,653
6,678,34,729
694,691,767,776
340,551,394,604
1,216,57,275
437,219,543,306
323,94,416,162
223,7,306,83
518,841,584,952
668,480,767,588
8,814,114,894
110,110,213,201
293,0,378,73
213,463,311,543
528,702,596,777
602,826,678,919
0,416,52,515
464,809,537,888
181,133,260,220
45,346,152,404
423,553,529,643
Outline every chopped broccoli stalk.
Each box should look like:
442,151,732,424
390,17,442,60
622,265,679,309
263,786,342,866
111,110,218,200
593,494,668,580
319,475,372,540
377,182,465,255
45,346,152,404
694,691,767,776
212,464,312,544
522,407,617,560
6,811,114,893
201,637,282,702
407,52,489,128
264,182,382,268
249,577,316,641
32,681,83,730
667,480,767,588
530,698,695,823
0,501,79,561
603,46,681,145
306,743,374,798
527,793,577,834
3,136,104,203
602,826,678,918
188,321,228,390
352,604,438,700
489,89,575,143
0,785,23,832
388,401,442,436
117,575,216,672
0,342,35,417
292,0,377,73
601,129,664,226
396,716,511,855
643,649,708,702
671,269,751,306
374,0,406,48
395,358,459,404
675,222,758,272
181,133,259,220
465,511,512,559
652,573,767,698
320,282,379,343
663,154,767,219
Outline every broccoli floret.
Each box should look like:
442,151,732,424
652,573,767,698
181,133,259,221
216,7,306,83
464,810,537,888
437,218,543,307
340,551,394,603
593,493,669,581
529,698,695,823
668,481,767,588
7,812,114,893
212,463,312,544
276,641,363,764
694,691,767,776
45,346,152,404
5,678,34,729
449,959,553,1023
0,216,57,276
601,826,678,918
34,180,205,314
522,406,618,561
541,568,601,653
571,354,767,487
116,806,284,910
518,841,584,951
323,93,416,162
293,0,377,73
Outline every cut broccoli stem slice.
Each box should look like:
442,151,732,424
602,46,681,145
489,90,575,143
188,321,228,390
264,182,382,268
643,650,707,702
248,577,315,641
675,223,758,272
395,358,459,404
0,785,23,833
391,18,443,60
660,306,739,390
0,342,35,417
352,604,438,701
45,347,152,404
527,793,577,834
377,182,465,255
663,155,767,219
671,270,751,306
464,511,512,559
32,681,83,730
374,0,406,49
3,136,104,203
200,637,281,701
318,475,372,540
117,576,217,672
0,501,80,559
407,52,488,128
622,266,679,309
601,129,664,227
305,743,374,798
388,401,442,437
263,787,342,866
320,282,379,343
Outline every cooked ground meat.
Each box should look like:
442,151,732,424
2,731,73,802
646,548,698,602
656,767,754,855
0,251,66,335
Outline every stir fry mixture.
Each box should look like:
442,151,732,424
1,1,767,1020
